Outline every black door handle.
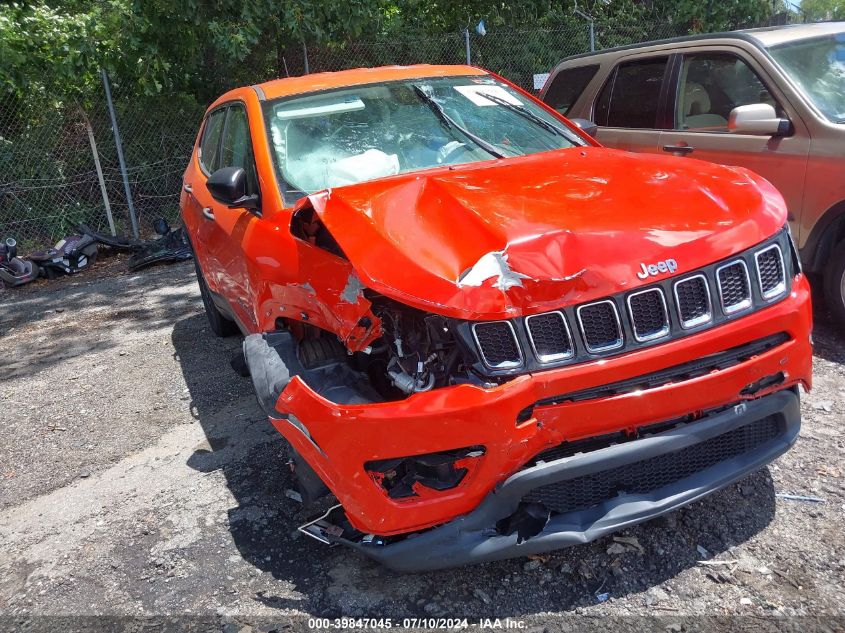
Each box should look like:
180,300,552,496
662,144,694,155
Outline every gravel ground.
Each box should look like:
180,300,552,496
0,261,843,632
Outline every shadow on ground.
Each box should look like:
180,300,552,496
172,314,781,618
0,262,198,379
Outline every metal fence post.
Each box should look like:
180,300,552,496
574,3,596,53
302,41,310,74
82,111,117,236
101,68,140,239
464,28,471,64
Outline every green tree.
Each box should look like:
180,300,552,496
647,0,775,32
801,0,845,20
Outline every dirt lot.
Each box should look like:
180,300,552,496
1,261,843,631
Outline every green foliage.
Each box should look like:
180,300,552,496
0,0,793,245
0,0,788,105
647,0,775,32
801,0,845,21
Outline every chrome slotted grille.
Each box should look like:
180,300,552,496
466,231,794,373
627,288,669,342
577,300,623,353
675,275,712,329
525,312,573,362
472,322,522,369
756,245,786,300
717,260,752,314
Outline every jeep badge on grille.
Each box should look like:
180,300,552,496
637,258,678,279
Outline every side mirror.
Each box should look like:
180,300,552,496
569,118,598,138
207,166,261,213
728,104,791,137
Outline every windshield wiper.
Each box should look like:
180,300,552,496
412,85,505,159
477,91,575,140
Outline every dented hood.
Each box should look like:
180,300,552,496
306,147,787,319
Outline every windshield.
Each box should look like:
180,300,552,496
264,75,582,198
768,32,845,122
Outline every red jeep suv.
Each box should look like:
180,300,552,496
181,65,812,571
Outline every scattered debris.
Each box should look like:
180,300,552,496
776,493,825,503
473,588,492,604
811,400,833,412
29,234,98,278
127,227,192,271
527,554,551,563
816,465,842,478
705,569,734,584
609,558,624,577
696,545,710,558
613,535,644,554
773,569,801,589
523,559,542,572
739,597,753,606
0,237,39,288
595,592,610,603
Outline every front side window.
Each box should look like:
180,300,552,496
544,64,600,115
219,105,259,195
264,75,583,196
594,57,668,129
199,109,226,173
675,53,780,132
768,32,845,123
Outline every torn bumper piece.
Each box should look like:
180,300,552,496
342,389,800,571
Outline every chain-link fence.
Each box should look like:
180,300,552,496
0,16,798,251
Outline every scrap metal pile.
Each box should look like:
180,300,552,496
0,219,192,289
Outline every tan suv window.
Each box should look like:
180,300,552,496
544,65,600,115
595,57,669,128
676,53,780,132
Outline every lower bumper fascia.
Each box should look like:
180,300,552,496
342,388,800,572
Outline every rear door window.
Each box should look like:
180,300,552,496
543,64,600,115
199,109,226,173
594,57,669,128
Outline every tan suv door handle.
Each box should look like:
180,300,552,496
662,144,694,155
202,207,215,221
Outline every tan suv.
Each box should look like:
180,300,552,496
540,22,845,329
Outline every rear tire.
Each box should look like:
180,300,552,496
194,259,238,337
823,240,845,331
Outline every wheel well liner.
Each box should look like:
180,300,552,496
802,200,845,273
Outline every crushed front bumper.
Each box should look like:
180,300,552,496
245,275,812,567
344,388,800,571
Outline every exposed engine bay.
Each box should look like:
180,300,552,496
287,294,484,403
367,296,472,397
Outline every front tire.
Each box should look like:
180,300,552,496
823,240,845,331
194,259,238,337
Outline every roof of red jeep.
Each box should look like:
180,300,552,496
255,64,487,100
